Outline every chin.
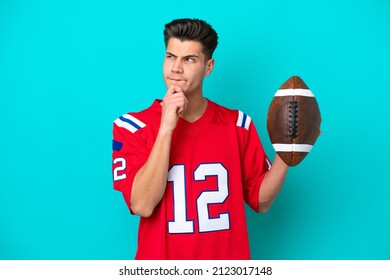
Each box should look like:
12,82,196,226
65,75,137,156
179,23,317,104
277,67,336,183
168,81,187,90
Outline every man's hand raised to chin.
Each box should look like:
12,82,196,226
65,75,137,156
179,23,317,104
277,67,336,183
160,85,188,133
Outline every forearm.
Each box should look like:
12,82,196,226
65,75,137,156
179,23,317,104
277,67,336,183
258,154,288,212
130,128,173,217
130,86,187,217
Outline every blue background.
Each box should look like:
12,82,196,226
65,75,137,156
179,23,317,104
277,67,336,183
1,0,389,259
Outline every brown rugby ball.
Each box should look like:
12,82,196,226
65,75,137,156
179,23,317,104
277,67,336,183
267,76,321,166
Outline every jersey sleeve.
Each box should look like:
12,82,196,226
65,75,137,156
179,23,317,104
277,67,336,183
112,114,149,212
238,112,271,212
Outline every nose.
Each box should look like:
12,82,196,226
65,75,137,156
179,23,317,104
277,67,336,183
172,59,183,73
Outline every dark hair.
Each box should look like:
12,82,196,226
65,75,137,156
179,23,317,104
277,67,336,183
163,18,218,60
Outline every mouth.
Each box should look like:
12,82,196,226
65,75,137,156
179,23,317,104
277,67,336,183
168,77,186,83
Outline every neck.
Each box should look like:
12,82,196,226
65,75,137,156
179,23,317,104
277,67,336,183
181,94,208,123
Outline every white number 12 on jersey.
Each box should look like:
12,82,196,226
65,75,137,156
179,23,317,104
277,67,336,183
167,163,230,234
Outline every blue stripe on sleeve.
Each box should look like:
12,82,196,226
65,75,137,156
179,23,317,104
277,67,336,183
119,116,141,130
241,113,247,128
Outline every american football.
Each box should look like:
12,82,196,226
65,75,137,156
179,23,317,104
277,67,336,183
267,76,321,166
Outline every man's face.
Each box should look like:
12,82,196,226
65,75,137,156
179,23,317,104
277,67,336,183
163,38,213,97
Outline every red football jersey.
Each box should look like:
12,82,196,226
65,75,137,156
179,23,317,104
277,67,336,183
112,99,270,259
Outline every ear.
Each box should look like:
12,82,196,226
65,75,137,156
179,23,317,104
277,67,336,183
204,58,215,76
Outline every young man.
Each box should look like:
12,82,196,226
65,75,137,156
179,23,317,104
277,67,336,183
112,18,289,259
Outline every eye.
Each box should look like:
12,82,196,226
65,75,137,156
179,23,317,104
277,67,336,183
165,53,177,60
185,57,198,63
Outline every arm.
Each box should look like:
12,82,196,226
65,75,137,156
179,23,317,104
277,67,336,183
258,154,288,213
130,86,187,217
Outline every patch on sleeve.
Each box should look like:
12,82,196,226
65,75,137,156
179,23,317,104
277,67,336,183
112,139,123,151
236,110,252,130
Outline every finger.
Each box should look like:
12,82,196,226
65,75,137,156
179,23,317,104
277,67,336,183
174,98,187,115
175,97,188,116
163,93,185,107
166,85,183,96
162,94,187,115
177,104,186,115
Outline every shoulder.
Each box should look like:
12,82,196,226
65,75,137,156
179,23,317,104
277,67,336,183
113,100,161,134
211,100,252,131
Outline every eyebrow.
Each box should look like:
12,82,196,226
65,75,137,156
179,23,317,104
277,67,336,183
166,52,200,59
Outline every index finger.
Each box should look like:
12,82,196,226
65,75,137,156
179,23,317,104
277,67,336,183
166,85,184,96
